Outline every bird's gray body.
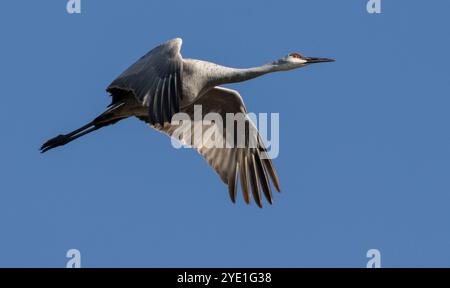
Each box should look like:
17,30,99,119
41,37,334,207
180,58,226,105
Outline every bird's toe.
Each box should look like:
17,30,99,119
40,135,68,153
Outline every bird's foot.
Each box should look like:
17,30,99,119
40,135,69,153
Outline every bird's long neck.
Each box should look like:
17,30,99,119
207,62,284,87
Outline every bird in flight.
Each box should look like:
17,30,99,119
41,38,334,207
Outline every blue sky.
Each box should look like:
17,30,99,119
1,0,449,267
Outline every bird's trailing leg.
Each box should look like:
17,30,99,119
40,122,99,153
40,103,128,153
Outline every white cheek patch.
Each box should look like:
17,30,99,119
287,56,307,64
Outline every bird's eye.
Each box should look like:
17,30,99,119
289,53,304,59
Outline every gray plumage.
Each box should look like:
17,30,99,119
107,38,183,125
41,38,334,207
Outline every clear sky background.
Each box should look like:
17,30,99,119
0,1,449,267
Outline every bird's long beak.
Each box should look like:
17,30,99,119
305,57,335,64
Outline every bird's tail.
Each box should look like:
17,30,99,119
40,103,128,153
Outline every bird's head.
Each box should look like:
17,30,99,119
272,52,335,70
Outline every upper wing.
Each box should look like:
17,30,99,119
155,87,281,207
107,38,183,126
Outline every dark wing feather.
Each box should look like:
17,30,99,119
150,87,281,207
107,38,183,126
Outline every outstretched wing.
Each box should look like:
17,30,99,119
107,38,183,126
153,87,281,207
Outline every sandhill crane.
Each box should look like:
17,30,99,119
41,38,334,207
